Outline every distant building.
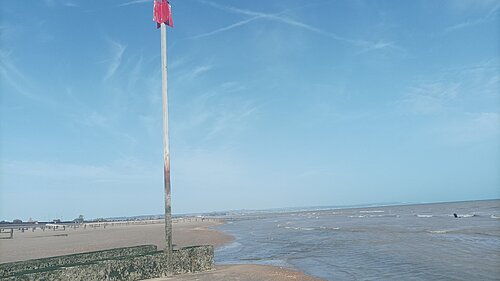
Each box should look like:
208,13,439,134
73,215,84,223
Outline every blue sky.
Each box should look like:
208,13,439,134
1,0,499,221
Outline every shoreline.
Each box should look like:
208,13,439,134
152,264,325,281
166,220,326,281
0,219,325,280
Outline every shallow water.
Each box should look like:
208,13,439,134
215,200,500,281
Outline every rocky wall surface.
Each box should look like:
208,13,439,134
0,245,214,281
0,245,158,278
172,245,214,275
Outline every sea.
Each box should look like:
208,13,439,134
214,200,500,281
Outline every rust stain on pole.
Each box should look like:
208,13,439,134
161,22,173,274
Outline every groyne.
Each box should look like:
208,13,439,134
0,244,213,280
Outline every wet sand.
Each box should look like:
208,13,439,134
151,265,325,281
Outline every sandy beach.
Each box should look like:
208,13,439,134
0,220,231,263
150,265,324,281
0,220,324,280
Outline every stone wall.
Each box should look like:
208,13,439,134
172,246,213,275
0,245,213,281
0,245,158,278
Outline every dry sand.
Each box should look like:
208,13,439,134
0,220,325,281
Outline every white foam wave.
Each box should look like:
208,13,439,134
359,210,385,213
428,230,451,234
217,241,242,251
451,214,477,218
319,226,340,231
284,226,314,231
459,214,476,218
277,222,292,228
301,227,314,231
417,214,433,218
491,214,500,219
350,214,398,218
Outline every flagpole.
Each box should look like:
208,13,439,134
160,22,173,274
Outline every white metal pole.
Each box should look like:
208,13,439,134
160,22,173,274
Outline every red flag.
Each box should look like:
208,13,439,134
153,0,173,28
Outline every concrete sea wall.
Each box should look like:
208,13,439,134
0,245,213,280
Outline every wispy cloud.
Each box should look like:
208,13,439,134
169,56,189,71
445,2,500,32
117,0,151,7
74,111,137,145
399,80,462,115
174,81,260,147
63,1,79,8
455,112,500,143
104,40,126,80
440,58,500,98
0,51,60,106
189,65,213,79
64,75,138,145
76,110,110,128
176,64,214,82
0,24,16,44
194,0,396,50
356,41,399,54
43,0,56,7
188,16,263,40
0,49,133,136
398,58,500,115
204,104,259,141
43,0,80,8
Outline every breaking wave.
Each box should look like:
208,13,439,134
417,214,433,218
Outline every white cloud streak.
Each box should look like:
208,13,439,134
176,64,214,82
189,65,213,79
204,104,259,141
117,0,151,7
43,0,80,8
174,81,260,147
399,59,500,115
63,1,79,8
445,2,500,32
0,51,60,106
188,16,263,39
195,0,396,50
104,40,126,80
400,83,460,115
